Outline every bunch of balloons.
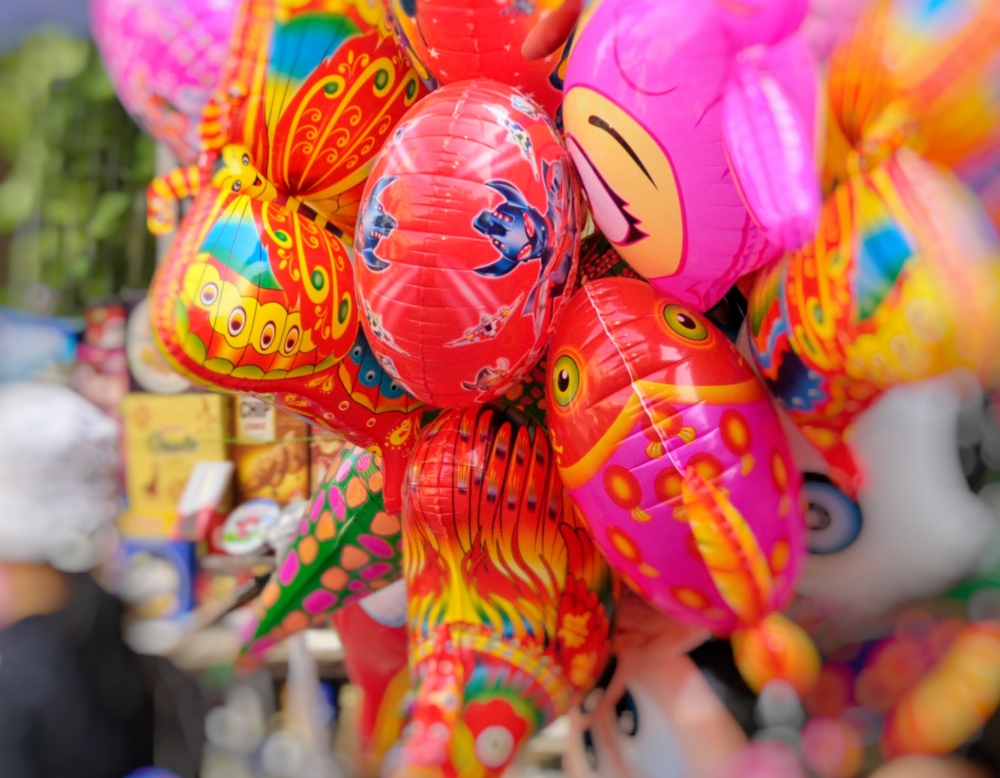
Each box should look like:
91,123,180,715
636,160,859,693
94,0,1000,773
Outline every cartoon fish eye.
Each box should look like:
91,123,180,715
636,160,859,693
582,729,598,770
232,180,242,192
803,473,863,554
242,153,250,166
389,381,400,392
351,346,364,360
552,354,581,408
282,326,300,355
474,725,515,769
199,283,219,306
662,304,709,341
365,369,377,382
260,322,276,349
614,690,639,737
228,306,246,336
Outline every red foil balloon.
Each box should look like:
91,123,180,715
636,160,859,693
386,0,571,119
333,601,409,774
398,405,615,778
354,80,582,408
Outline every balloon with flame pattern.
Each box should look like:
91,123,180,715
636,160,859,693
546,277,818,695
354,80,582,408
91,0,237,165
397,405,615,778
563,0,821,311
385,0,572,120
746,149,1000,499
239,443,402,659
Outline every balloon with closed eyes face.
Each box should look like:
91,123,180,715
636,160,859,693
563,0,821,311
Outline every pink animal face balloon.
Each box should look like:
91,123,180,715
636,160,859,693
563,0,820,311
92,0,236,165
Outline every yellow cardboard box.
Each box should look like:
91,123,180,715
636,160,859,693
122,392,232,534
232,395,309,506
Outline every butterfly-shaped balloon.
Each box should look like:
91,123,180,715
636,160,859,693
239,443,402,660
201,0,429,237
150,186,425,513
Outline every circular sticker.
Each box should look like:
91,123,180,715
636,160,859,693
126,297,191,394
221,499,281,556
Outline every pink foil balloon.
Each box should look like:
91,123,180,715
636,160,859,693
563,0,820,311
91,0,237,165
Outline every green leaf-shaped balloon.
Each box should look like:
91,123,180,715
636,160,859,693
240,442,403,659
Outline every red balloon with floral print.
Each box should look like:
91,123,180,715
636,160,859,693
353,80,583,409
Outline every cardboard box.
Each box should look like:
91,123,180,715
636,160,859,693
309,424,345,493
122,392,231,532
233,395,309,506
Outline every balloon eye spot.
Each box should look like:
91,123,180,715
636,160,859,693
551,355,581,408
260,322,276,349
283,326,300,354
663,304,709,341
474,726,515,769
228,307,246,336
351,347,363,359
365,370,377,382
200,283,218,306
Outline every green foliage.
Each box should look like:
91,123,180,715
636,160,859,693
0,30,155,316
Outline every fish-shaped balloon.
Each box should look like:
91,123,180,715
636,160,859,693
547,277,818,694
397,405,615,778
239,443,402,659
747,148,1000,498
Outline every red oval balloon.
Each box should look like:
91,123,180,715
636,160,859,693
354,80,583,408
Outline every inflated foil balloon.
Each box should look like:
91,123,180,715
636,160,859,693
332,600,410,776
240,444,402,658
562,0,821,311
746,149,1000,498
386,0,571,119
398,405,615,778
563,591,748,778
546,277,818,694
200,0,429,237
354,80,582,408
825,0,1000,185
91,0,236,165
